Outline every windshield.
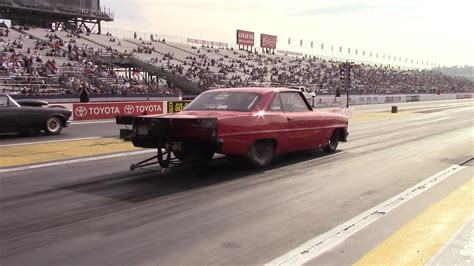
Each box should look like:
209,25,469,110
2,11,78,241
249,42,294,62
185,91,261,112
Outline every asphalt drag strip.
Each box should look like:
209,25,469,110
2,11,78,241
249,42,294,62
0,99,472,266
266,163,470,265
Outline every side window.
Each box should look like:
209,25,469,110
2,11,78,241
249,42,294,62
0,96,8,107
280,92,310,112
269,94,282,111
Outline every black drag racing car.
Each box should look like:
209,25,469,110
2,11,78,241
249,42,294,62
0,94,72,135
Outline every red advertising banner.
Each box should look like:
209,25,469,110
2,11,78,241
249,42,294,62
236,29,254,46
260,34,277,49
73,101,164,120
187,38,228,48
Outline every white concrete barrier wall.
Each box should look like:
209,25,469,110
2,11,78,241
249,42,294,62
309,93,473,108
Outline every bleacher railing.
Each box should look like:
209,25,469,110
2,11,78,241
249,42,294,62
0,0,114,20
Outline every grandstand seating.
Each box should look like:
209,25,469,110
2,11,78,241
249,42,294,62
1,26,473,97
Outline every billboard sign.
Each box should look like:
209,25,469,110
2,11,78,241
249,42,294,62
260,34,277,49
456,94,472,99
405,95,420,102
236,29,255,46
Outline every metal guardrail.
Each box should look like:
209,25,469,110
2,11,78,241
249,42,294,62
0,0,114,20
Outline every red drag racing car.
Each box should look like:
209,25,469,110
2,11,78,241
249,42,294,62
118,87,349,169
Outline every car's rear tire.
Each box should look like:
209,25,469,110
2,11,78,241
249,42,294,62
247,140,275,169
45,117,63,135
173,149,185,161
323,130,339,153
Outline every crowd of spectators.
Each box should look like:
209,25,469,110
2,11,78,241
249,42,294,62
195,50,473,95
1,25,182,97
1,23,473,98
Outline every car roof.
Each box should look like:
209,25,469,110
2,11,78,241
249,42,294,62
206,87,299,94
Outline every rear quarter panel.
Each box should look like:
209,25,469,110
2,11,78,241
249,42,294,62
24,107,72,129
217,112,289,155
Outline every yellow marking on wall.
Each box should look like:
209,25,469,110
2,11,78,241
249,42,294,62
355,177,474,266
350,111,412,122
0,138,140,168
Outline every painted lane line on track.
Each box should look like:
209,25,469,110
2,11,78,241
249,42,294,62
0,150,155,174
354,178,473,265
426,214,474,265
265,164,467,266
0,136,102,148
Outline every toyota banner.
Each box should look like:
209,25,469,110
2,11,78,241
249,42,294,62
73,101,164,120
236,29,255,46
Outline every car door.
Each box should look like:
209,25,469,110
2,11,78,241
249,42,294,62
19,106,48,130
0,95,20,133
266,92,291,153
0,96,45,133
279,91,323,151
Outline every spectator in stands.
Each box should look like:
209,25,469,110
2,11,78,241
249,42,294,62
79,86,90,103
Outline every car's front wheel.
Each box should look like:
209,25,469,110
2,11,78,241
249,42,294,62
323,130,339,153
247,140,275,169
45,117,63,135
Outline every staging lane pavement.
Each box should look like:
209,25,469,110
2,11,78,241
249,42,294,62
0,120,120,147
0,100,473,265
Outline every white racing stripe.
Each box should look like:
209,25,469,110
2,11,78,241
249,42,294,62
265,164,467,266
0,137,102,148
0,150,156,174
